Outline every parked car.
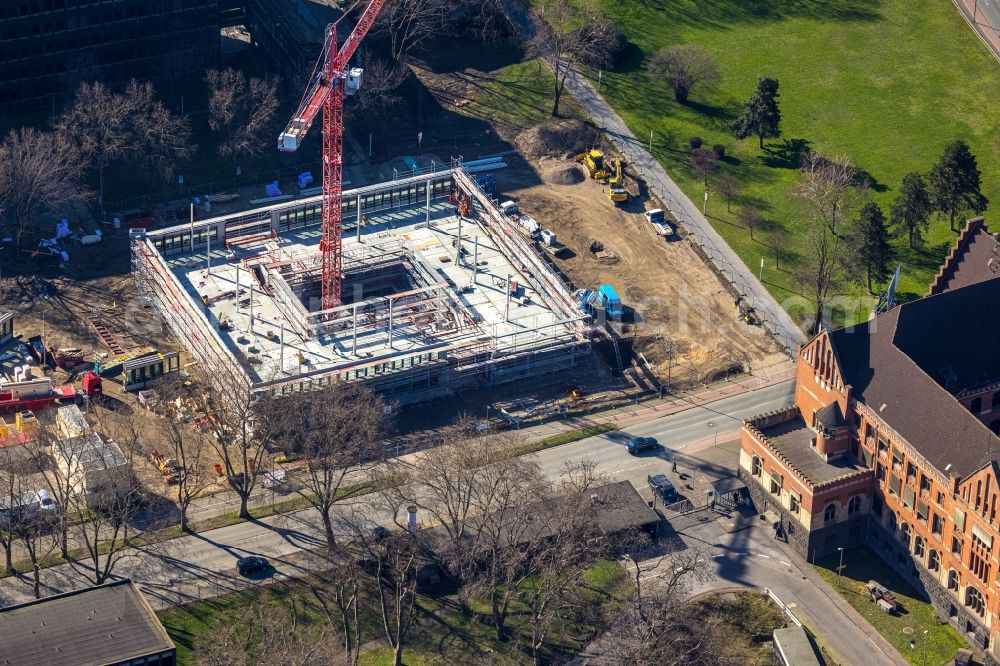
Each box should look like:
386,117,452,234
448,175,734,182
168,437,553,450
35,489,56,510
647,474,677,503
236,556,270,576
625,436,657,454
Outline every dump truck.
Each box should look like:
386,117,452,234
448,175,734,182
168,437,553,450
575,149,607,181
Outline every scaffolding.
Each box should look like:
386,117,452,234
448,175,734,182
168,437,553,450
132,166,592,404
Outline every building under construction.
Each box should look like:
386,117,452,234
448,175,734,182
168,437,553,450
131,165,591,404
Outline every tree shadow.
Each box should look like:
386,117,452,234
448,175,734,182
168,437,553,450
650,0,884,32
855,167,889,193
684,99,738,123
759,138,812,169
612,42,647,74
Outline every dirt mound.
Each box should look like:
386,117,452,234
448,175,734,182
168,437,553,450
545,165,585,185
515,119,591,159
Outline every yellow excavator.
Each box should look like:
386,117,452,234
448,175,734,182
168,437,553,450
606,158,628,205
575,148,607,181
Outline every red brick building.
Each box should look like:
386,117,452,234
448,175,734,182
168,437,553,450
739,218,1000,657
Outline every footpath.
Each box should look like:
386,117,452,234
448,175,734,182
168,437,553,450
952,0,1000,63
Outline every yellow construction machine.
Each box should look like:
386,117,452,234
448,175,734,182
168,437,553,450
575,149,607,181
606,158,628,205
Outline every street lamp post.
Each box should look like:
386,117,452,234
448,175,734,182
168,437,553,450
836,547,845,587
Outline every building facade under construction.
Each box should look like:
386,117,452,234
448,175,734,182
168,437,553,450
131,165,591,404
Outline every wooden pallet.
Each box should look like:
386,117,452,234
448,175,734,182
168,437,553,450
89,316,124,355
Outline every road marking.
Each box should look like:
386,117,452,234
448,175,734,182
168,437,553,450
757,554,771,559
780,560,792,566
610,462,656,475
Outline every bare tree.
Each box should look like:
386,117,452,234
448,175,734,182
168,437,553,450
795,152,867,332
156,389,213,532
348,51,409,131
690,147,718,188
13,506,58,599
346,506,421,666
129,80,195,184
203,367,270,519
256,383,387,553
0,450,23,574
518,461,612,666
57,80,193,204
765,226,789,270
0,128,85,247
309,555,364,666
715,171,739,213
375,0,450,62
195,593,336,666
737,203,763,240
205,68,280,161
647,44,719,104
62,409,147,585
600,543,716,665
530,0,616,117
417,432,549,641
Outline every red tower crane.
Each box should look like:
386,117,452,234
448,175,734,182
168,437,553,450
277,0,388,312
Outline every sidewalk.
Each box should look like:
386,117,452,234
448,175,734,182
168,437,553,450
768,531,909,666
952,0,1000,63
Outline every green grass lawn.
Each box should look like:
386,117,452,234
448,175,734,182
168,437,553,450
814,546,967,665
573,0,1000,321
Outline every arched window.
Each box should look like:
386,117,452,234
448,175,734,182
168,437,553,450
848,495,862,516
888,512,897,531
824,503,837,524
966,586,986,617
751,455,762,477
928,549,940,571
971,398,982,414
900,522,911,548
948,569,961,591
993,392,1000,409
914,535,925,557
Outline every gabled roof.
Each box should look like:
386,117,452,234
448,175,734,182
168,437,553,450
829,277,1000,478
928,217,1000,295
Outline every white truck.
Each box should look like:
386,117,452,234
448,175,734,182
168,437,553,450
644,208,674,237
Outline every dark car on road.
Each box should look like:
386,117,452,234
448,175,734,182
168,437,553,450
648,474,677,503
625,436,657,454
236,556,270,577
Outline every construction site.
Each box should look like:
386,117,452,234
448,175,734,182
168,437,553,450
131,165,591,404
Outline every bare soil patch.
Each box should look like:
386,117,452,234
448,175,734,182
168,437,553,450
497,154,783,385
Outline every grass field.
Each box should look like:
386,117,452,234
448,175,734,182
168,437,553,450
814,546,967,665
580,0,1000,318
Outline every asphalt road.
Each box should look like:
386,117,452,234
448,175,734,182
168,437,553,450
0,378,903,664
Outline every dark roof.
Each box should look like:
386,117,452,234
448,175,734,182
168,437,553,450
928,218,1000,295
759,416,868,486
814,402,845,428
0,580,175,666
829,277,1000,478
586,480,660,532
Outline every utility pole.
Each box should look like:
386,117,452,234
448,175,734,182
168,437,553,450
836,547,845,586
649,129,653,153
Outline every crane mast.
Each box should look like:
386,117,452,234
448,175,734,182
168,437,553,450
277,0,387,312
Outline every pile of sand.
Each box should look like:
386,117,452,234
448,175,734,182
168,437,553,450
515,119,591,159
545,165,585,185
